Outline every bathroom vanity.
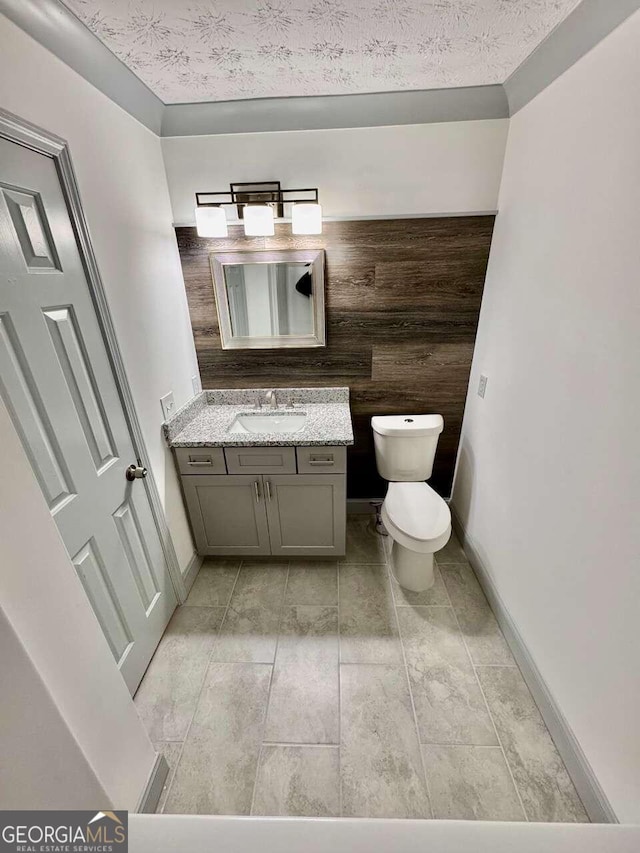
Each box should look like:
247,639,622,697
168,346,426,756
164,388,353,557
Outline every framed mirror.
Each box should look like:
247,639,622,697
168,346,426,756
210,250,326,350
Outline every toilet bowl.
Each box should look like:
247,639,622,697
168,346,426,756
381,482,451,592
372,413,452,592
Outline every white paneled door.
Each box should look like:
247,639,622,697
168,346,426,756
0,137,176,694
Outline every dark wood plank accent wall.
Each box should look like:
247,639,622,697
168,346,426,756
175,216,495,499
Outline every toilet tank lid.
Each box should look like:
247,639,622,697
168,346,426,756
371,414,444,437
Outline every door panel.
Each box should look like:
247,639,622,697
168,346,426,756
72,537,133,664
182,474,271,556
43,306,117,470
0,137,176,694
265,474,346,557
113,500,161,613
0,312,74,510
1,185,61,271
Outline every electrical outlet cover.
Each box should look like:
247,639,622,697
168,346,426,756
160,391,175,421
478,375,488,398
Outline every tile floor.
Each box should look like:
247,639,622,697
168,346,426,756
135,516,588,822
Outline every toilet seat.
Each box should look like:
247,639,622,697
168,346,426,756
381,482,451,554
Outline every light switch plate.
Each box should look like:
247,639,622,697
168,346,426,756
160,391,175,421
478,374,488,398
192,374,202,395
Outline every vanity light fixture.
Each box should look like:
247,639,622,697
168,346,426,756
242,204,275,236
291,202,323,235
195,181,322,238
195,205,228,238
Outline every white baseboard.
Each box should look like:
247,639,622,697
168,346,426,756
136,754,169,814
347,498,384,514
180,551,202,600
450,508,617,825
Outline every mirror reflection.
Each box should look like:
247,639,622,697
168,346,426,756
211,249,325,349
224,262,314,338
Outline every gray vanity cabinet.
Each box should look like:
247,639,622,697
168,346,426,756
177,446,347,557
181,474,271,556
264,474,346,557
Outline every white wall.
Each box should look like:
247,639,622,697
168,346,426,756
162,119,509,224
0,607,108,809
0,13,198,572
0,399,156,809
452,10,640,822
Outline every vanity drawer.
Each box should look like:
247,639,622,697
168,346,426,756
224,446,296,475
296,446,346,474
174,447,227,476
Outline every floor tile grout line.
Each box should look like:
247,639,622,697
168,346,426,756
339,660,415,666
196,657,280,664
471,664,530,822
262,741,340,748
249,562,290,816
442,574,530,822
340,517,393,815
439,561,518,669
420,742,510,749
395,624,435,819
388,550,435,820
439,561,529,820
160,560,243,812
250,744,266,816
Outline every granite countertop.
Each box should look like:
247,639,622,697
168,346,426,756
164,387,354,448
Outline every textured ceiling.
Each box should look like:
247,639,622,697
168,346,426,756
63,0,583,104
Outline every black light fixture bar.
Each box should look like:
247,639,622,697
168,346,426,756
196,180,319,220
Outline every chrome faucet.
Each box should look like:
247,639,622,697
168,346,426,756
265,389,277,410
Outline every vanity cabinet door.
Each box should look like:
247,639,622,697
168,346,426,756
264,474,346,557
182,475,271,556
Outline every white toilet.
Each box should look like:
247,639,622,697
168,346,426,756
372,414,451,592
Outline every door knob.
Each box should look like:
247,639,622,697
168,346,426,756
126,462,147,481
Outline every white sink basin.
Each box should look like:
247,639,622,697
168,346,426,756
229,411,307,435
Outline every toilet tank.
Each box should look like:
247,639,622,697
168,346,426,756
372,414,444,481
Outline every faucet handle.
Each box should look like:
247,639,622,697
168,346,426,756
253,400,262,410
